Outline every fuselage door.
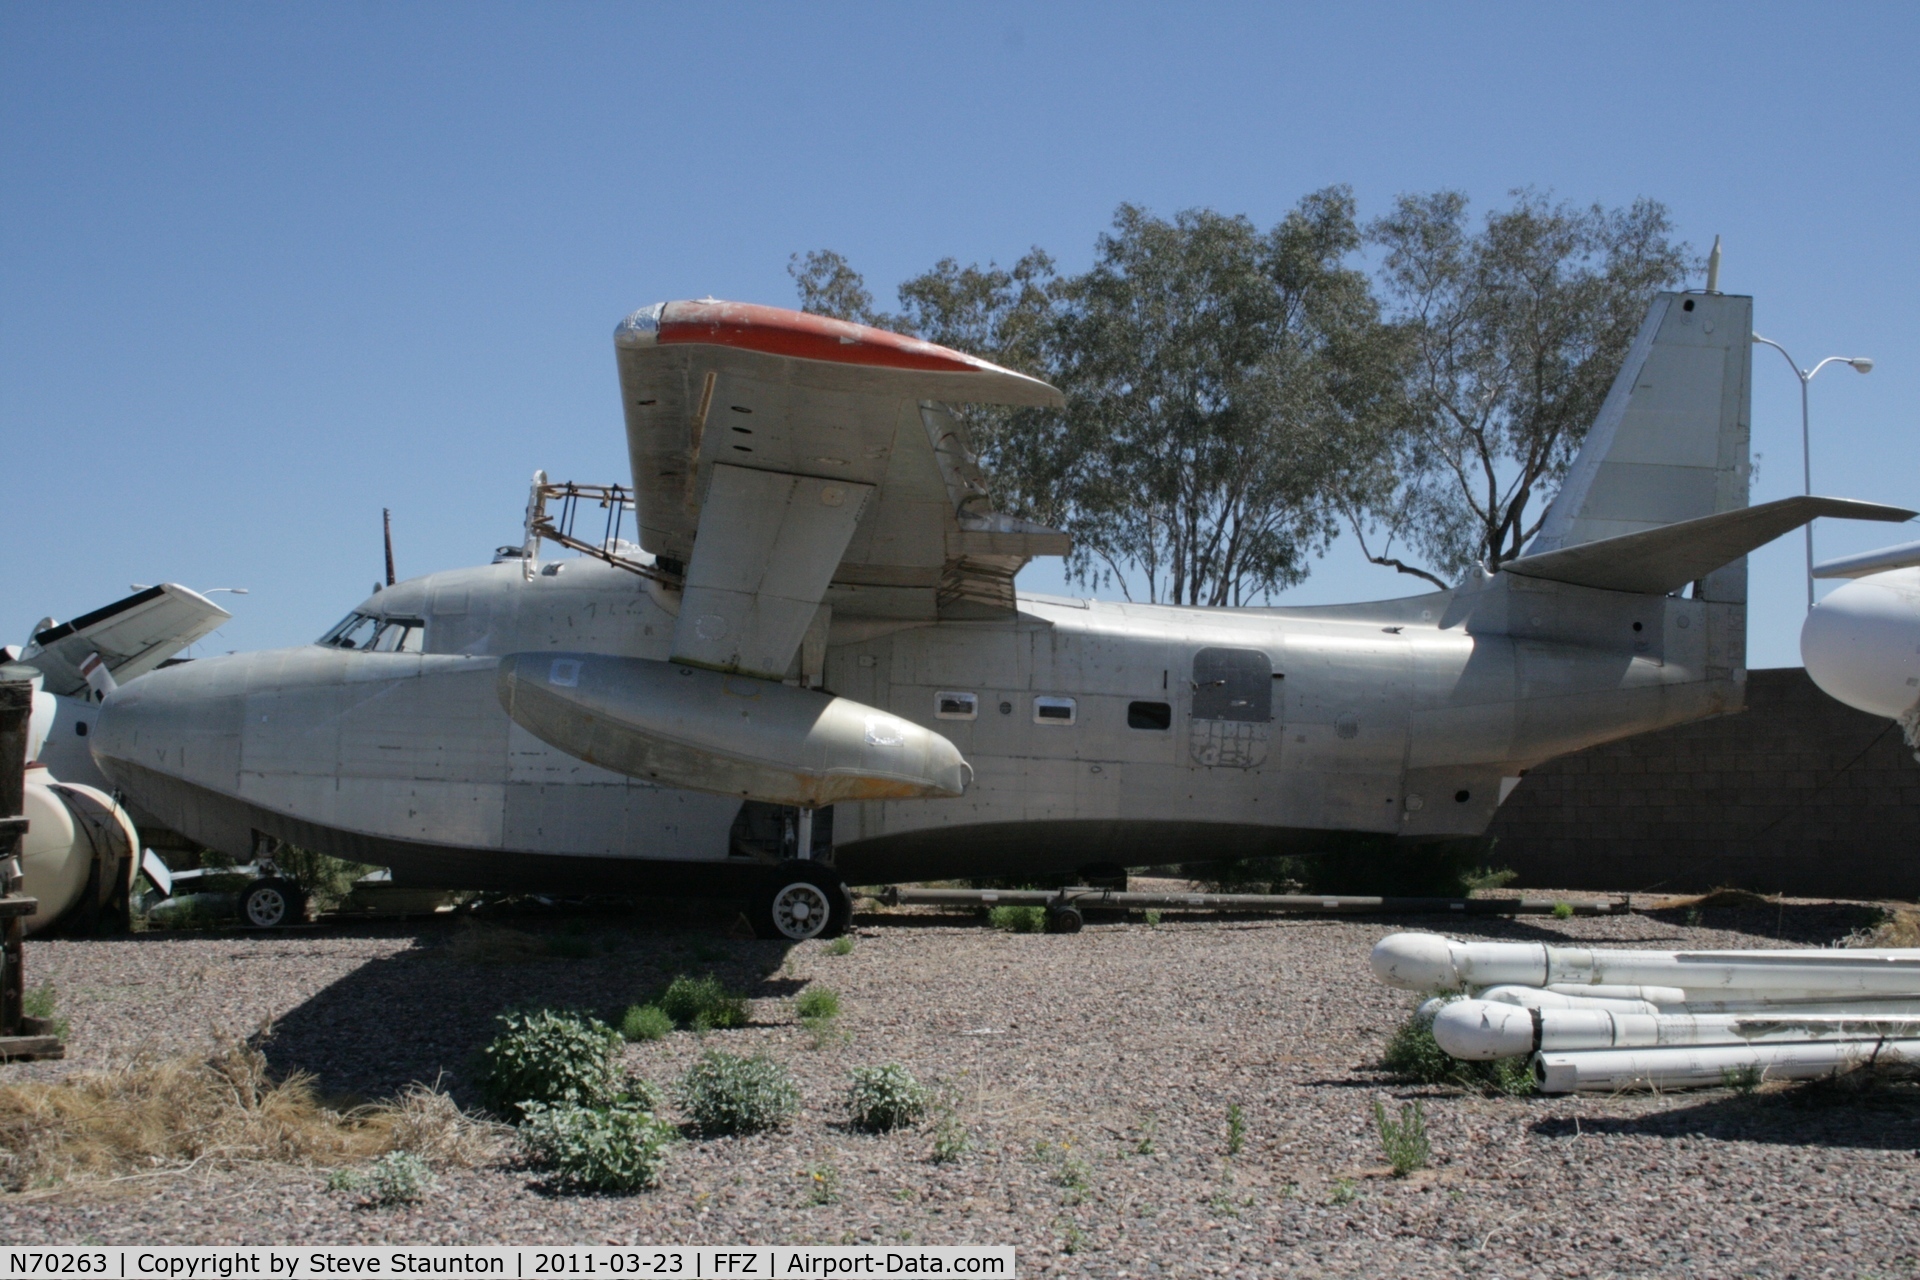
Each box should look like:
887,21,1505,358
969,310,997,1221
1189,646,1274,768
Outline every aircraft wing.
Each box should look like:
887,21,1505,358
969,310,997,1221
1502,496,1916,596
614,300,1069,679
20,585,231,696
1813,538,1920,579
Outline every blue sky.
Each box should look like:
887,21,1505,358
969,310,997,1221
4,3,1914,669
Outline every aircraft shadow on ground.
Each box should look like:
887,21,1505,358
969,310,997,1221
1530,1077,1920,1151
252,902,800,1104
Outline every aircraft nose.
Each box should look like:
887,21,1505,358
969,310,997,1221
1800,570,1920,720
90,653,249,796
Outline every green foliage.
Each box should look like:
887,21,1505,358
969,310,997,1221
989,905,1046,933
478,1010,626,1120
521,1102,677,1193
328,1151,435,1205
1382,1002,1536,1096
1142,909,1162,928
930,1108,972,1163
1373,1099,1431,1176
1329,1178,1357,1205
677,1050,800,1135
658,974,749,1031
1226,1103,1246,1155
1723,1063,1764,1095
1551,901,1575,920
802,1161,840,1205
1461,865,1518,893
270,844,376,914
1360,190,1693,583
22,983,69,1040
620,1004,674,1043
794,987,840,1021
846,1063,930,1132
824,935,855,956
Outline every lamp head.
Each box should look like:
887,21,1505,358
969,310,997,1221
1849,357,1874,374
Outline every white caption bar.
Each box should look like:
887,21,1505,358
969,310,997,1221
0,1248,1015,1280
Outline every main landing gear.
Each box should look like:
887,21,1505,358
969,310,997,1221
750,859,853,942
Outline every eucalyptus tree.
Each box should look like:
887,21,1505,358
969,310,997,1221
1354,190,1694,587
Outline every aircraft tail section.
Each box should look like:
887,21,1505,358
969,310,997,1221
1524,291,1753,603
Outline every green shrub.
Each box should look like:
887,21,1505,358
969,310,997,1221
929,1108,971,1163
1226,1103,1246,1155
479,1010,626,1120
659,974,749,1031
1142,909,1162,928
794,987,840,1021
1373,1099,1431,1176
1551,901,1575,920
328,1150,435,1205
620,1004,674,1042
678,1050,800,1135
846,1063,930,1132
22,983,69,1041
521,1101,677,1192
988,905,1045,933
825,936,855,956
1382,1002,1535,1096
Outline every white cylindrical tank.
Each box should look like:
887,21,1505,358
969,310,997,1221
1372,932,1920,997
20,764,138,936
1801,567,1920,720
1535,1039,1920,1094
1435,997,1920,1060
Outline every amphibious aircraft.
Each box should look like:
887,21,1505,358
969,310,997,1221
1800,539,1920,753
85,291,1913,939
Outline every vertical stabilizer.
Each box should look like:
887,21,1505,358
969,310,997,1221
1524,291,1752,602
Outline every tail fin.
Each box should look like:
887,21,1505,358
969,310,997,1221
1525,291,1753,602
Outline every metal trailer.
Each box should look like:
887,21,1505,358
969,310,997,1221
877,885,1629,933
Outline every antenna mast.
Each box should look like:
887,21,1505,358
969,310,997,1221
382,508,397,588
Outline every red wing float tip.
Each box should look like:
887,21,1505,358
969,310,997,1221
615,299,1059,389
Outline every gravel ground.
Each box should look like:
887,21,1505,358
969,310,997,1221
5,887,1919,1277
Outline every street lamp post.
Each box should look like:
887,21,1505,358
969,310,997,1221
1750,334,1873,612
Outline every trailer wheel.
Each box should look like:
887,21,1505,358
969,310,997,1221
1045,904,1084,934
240,878,304,929
751,861,852,941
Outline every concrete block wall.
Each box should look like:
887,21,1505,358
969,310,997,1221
1487,668,1920,899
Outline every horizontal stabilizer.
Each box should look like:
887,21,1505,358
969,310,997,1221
1502,496,1915,595
1814,538,1920,579
20,585,230,696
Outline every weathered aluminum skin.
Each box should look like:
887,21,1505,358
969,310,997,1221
86,289,1834,892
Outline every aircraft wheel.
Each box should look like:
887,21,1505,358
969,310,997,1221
1045,904,1084,934
240,878,305,929
752,861,853,941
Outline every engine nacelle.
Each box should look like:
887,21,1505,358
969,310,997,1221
495,652,971,807
1801,567,1920,720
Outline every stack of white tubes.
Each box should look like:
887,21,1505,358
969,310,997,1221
1370,932,1920,1093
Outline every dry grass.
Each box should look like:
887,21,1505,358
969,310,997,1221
0,1035,507,1193
1848,908,1920,948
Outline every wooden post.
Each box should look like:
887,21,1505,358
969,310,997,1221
0,679,32,1036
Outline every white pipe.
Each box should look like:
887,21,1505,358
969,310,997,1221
1372,932,1920,996
1435,998,1920,1061
1534,1039,1920,1094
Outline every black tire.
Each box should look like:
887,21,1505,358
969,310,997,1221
1045,905,1085,934
750,861,853,941
239,878,304,929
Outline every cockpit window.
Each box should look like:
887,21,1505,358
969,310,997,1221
318,612,425,653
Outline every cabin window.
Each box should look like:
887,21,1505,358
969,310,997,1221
1127,700,1172,731
1033,696,1077,726
935,691,978,720
318,612,425,653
